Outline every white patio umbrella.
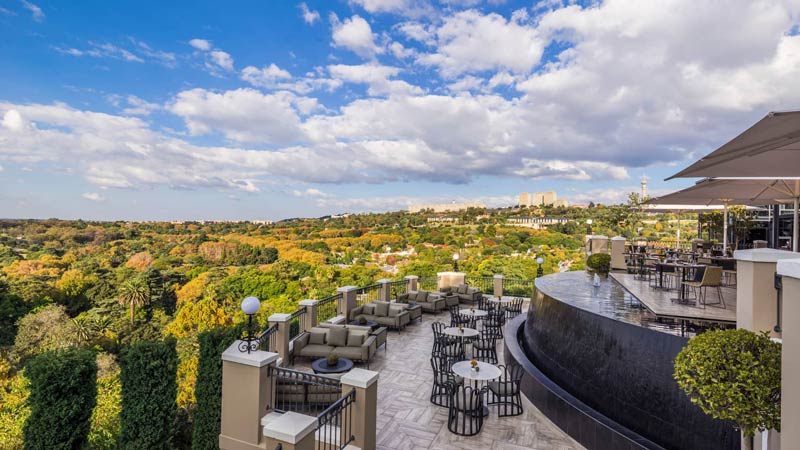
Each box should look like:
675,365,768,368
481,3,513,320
648,178,800,252
668,111,800,179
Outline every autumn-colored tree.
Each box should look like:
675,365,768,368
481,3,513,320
125,251,154,271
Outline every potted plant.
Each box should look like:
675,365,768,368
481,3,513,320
357,315,367,326
326,353,339,368
470,359,479,372
674,329,781,450
586,253,611,275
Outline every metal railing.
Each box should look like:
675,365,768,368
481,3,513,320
465,276,493,293
317,293,341,323
271,367,342,415
316,390,355,450
388,280,406,300
288,306,307,342
502,278,535,298
418,276,438,291
256,323,279,352
355,284,380,307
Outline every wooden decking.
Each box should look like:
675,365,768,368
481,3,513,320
294,306,584,450
610,272,737,323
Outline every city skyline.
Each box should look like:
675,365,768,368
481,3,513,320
1,0,799,221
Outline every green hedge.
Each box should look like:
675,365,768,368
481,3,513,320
120,339,178,450
586,253,611,274
192,327,239,450
23,348,97,450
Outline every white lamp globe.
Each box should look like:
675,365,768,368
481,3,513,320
586,219,593,225
452,253,460,261
536,257,544,265
241,296,261,315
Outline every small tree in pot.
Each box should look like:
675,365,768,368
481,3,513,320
674,329,781,450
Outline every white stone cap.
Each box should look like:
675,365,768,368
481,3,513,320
221,342,279,367
337,285,359,292
437,271,463,276
611,236,627,241
341,368,379,389
734,248,800,263
263,411,317,444
377,278,393,284
588,235,609,239
777,258,800,280
493,274,504,279
404,275,419,280
268,313,292,323
299,299,318,306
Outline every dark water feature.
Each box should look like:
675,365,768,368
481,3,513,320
520,271,739,450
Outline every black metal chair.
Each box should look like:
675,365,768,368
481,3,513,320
472,333,497,364
487,364,524,417
432,321,465,359
447,384,485,436
449,305,475,329
483,309,505,339
505,297,523,319
430,355,462,407
477,296,493,312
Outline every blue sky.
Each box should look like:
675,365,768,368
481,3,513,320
1,0,799,221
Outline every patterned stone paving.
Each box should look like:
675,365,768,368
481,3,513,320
297,306,585,450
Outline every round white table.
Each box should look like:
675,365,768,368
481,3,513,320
459,309,488,318
444,327,479,338
452,360,502,416
488,297,513,305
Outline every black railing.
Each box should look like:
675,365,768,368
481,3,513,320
271,367,342,415
418,276,438,291
355,284,380,307
465,276,493,293
252,323,278,352
318,293,341,323
316,390,355,450
289,306,307,342
502,278,535,298
388,280,406,300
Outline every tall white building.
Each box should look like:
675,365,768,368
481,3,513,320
518,192,532,207
641,175,648,199
518,191,568,207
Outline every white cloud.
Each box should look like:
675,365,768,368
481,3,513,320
241,64,292,85
56,42,144,63
209,50,234,71
2,109,25,131
328,63,423,96
21,0,43,21
81,192,105,202
189,39,212,51
389,41,415,58
349,0,435,18
119,95,160,116
299,3,320,24
292,187,330,198
331,15,383,57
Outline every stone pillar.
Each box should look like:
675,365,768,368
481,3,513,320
588,235,609,256
437,271,465,290
610,236,627,270
337,285,358,321
377,279,392,302
341,368,380,450
734,249,799,337
268,313,292,366
298,299,318,331
493,274,504,298
404,275,418,292
219,343,279,450
776,259,800,450
262,411,317,450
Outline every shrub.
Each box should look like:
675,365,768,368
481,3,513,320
120,339,178,450
674,329,781,441
23,348,97,450
192,328,238,450
586,253,611,274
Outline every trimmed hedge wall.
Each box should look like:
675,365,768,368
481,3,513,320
120,339,178,450
23,348,97,450
192,327,238,450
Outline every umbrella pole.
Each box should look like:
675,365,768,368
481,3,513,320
794,197,799,253
723,205,728,255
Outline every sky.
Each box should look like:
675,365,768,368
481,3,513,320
1,0,799,221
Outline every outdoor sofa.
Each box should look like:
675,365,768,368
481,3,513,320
348,300,410,330
439,284,482,305
397,290,446,313
292,323,377,367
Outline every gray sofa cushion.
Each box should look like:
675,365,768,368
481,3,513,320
309,327,327,345
388,305,404,317
335,346,363,360
416,291,428,302
362,304,376,315
299,344,334,358
327,326,348,347
347,330,366,347
458,285,468,294
375,301,390,317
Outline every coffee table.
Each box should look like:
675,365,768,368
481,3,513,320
311,357,354,374
348,320,379,330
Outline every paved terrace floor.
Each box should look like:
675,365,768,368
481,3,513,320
296,304,584,450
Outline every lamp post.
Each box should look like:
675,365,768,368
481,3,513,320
452,252,460,271
586,218,593,235
238,296,261,353
536,257,544,278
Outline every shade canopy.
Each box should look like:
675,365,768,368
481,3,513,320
667,111,800,179
648,178,800,206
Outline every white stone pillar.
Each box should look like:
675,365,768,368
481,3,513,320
298,299,318,332
268,313,292,366
734,249,799,337
337,285,358,322
493,274,504,298
377,278,392,302
777,258,800,450
262,411,317,450
341,368,380,450
437,271,465,290
610,236,627,270
404,275,418,292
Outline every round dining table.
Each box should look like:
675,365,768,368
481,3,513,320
459,309,488,318
452,360,502,416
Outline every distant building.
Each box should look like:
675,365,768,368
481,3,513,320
641,175,648,199
518,192,532,207
518,191,568,207
427,216,459,223
507,217,573,230
408,202,484,213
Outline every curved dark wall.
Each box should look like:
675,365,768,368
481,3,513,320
523,283,739,450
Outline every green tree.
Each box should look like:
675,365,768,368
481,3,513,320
118,278,150,324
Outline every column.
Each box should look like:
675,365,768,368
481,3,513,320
268,313,292,366
610,236,627,270
298,299,318,331
493,274,504,298
437,271,465,290
262,411,317,450
734,248,798,337
219,343,279,450
776,258,800,450
404,275,418,292
589,235,609,255
377,279,392,302
337,285,358,322
340,368,380,450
